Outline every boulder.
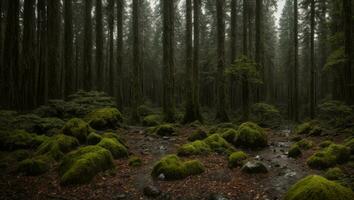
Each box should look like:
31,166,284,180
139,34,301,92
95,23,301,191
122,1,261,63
241,161,268,174
62,118,91,143
85,108,123,130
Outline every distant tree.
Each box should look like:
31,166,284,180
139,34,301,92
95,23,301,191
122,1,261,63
116,0,124,108
343,0,352,104
83,0,93,90
108,0,115,96
309,0,315,119
242,0,249,120
193,0,202,122
64,0,74,97
96,0,104,91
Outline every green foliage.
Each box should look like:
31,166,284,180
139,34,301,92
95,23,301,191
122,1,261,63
234,122,268,149
325,167,344,180
209,123,238,135
284,175,354,200
87,132,102,145
36,134,79,160
85,108,123,130
177,140,211,156
319,140,334,149
296,139,314,150
0,129,47,150
128,156,142,167
288,145,302,158
62,118,91,143
13,150,31,161
97,138,128,159
294,121,322,136
137,105,154,117
228,151,248,168
17,156,51,176
324,47,347,70
250,103,282,128
151,155,204,180
188,128,208,142
142,114,162,127
11,114,65,135
317,101,352,128
204,134,234,154
220,128,238,144
225,55,262,84
0,110,18,130
345,138,354,154
101,132,125,145
148,124,176,136
59,145,114,185
307,144,350,169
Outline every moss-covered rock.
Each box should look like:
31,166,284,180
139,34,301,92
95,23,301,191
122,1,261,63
62,118,91,143
17,156,51,176
294,121,322,136
149,124,176,136
177,140,211,156
319,140,334,148
97,138,128,159
59,145,115,185
85,108,123,130
129,156,142,167
209,123,238,135
288,145,302,158
0,129,47,150
87,132,102,145
36,134,79,160
188,128,208,142
325,167,344,180
151,155,204,180
250,103,282,128
296,139,314,150
345,138,354,154
142,114,162,127
318,101,353,128
307,144,350,169
220,128,238,144
284,175,354,200
101,132,126,147
204,134,234,154
137,105,154,117
234,122,268,149
241,161,268,174
228,151,248,168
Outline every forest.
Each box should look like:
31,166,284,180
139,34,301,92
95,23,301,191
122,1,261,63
0,0,353,199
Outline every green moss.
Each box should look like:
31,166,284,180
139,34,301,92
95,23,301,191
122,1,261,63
59,145,114,185
294,121,322,136
62,118,91,143
209,123,238,135
137,105,154,117
284,175,354,200
142,114,162,127
97,138,128,159
129,156,142,167
85,108,123,130
307,144,350,169
234,122,268,149
345,138,354,154
220,128,238,144
0,129,47,150
177,140,211,156
149,124,176,136
36,134,79,160
188,128,208,142
318,101,352,128
17,156,51,176
204,134,234,154
228,151,248,168
102,132,126,147
325,167,344,180
250,103,282,128
13,150,31,161
288,145,302,158
151,155,205,180
188,120,202,128
296,139,314,150
320,140,334,148
87,132,102,145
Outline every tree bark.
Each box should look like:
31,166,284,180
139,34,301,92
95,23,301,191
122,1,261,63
242,0,249,121
193,0,202,122
293,0,299,121
83,0,93,91
96,0,104,91
64,0,74,97
108,0,115,96
310,0,315,118
343,0,353,104
132,0,141,121
116,0,124,108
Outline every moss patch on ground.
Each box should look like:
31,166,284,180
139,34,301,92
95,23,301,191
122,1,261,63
234,122,268,149
250,103,282,128
284,175,354,200
177,140,211,156
148,124,177,136
228,151,248,168
294,121,322,136
142,114,162,127
0,129,47,151
188,128,208,142
128,156,142,167
17,156,51,176
307,144,350,169
62,118,91,143
87,132,103,145
97,138,128,159
204,134,234,154
36,134,79,160
324,167,344,180
85,108,123,130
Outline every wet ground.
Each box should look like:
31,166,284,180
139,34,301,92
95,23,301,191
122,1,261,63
0,126,317,200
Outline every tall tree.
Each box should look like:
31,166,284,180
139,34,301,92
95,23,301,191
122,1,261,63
47,0,61,99
229,0,237,110
162,0,175,122
309,0,315,118
116,0,124,108
83,0,93,90
96,0,104,91
2,0,19,108
343,0,353,104
242,0,249,120
293,0,299,121
193,0,202,122
255,0,262,101
64,0,74,97
22,0,37,109
108,0,115,96
215,0,229,121
132,0,142,121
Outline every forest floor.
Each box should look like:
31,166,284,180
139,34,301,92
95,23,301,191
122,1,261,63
2,125,351,200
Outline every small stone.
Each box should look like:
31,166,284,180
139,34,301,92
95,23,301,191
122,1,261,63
162,136,170,140
143,185,161,198
241,161,268,174
158,173,165,180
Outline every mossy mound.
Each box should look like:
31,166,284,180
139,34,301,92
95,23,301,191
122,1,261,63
250,103,282,128
62,118,91,143
97,138,128,159
59,145,114,185
188,129,208,142
0,110,17,130
220,128,238,144
288,145,302,158
307,144,350,169
234,122,268,149
209,123,238,135
13,150,31,161
36,134,79,160
0,129,47,150
325,167,344,180
85,108,123,130
204,134,234,154
177,140,211,156
101,132,126,147
87,132,103,145
137,105,154,117
151,155,204,180
319,140,334,148
296,139,314,150
129,156,142,167
284,175,354,200
142,114,162,127
345,138,354,154
12,114,65,135
294,121,322,136
228,151,248,168
17,156,51,176
318,101,353,128
149,124,176,136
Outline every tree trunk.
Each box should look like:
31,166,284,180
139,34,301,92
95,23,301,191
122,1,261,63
64,0,74,97
255,0,262,101
83,0,93,91
242,0,249,121
193,0,202,122
310,0,315,118
132,0,141,121
215,0,229,122
116,0,124,108
343,0,353,104
108,0,115,96
96,0,104,91
293,0,299,121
